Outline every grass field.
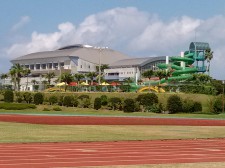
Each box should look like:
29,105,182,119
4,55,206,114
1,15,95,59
1,122,225,143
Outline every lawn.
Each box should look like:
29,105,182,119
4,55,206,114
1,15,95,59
1,122,225,143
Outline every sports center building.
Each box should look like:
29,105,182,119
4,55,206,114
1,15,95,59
10,44,166,90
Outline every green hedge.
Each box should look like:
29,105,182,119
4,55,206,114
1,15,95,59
0,103,36,110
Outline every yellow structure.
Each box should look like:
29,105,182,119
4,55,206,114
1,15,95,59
138,86,165,93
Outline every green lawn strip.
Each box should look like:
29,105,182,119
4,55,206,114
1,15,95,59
1,122,225,143
0,106,225,119
90,162,225,168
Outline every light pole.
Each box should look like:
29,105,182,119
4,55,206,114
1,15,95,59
94,46,108,85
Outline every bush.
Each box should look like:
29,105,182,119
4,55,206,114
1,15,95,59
167,95,183,113
78,94,90,100
49,95,58,105
108,97,122,111
213,98,223,114
23,92,33,104
4,90,14,103
58,96,64,106
79,98,91,108
123,98,135,112
53,107,62,111
182,99,195,113
43,108,50,111
100,95,108,106
146,104,162,113
94,97,102,110
136,93,158,111
72,97,79,107
63,96,73,107
0,103,36,110
193,101,202,112
33,92,44,105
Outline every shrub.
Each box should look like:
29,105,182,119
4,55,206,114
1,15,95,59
33,92,44,105
167,95,183,113
146,104,162,113
0,103,36,110
213,98,223,114
123,98,135,112
136,93,158,111
4,90,14,103
94,97,102,110
63,96,73,107
108,97,122,111
182,99,195,113
49,95,58,105
100,95,108,106
58,96,64,106
193,101,202,112
78,94,90,100
79,98,91,108
136,93,158,105
43,108,50,111
72,97,79,107
15,92,23,103
23,92,33,104
53,107,62,111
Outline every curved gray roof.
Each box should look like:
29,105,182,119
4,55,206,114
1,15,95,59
11,45,129,65
189,42,210,51
109,56,166,67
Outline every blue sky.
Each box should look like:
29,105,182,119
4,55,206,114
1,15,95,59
1,0,225,79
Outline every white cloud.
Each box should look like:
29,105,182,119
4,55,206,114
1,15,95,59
11,16,30,31
5,7,225,79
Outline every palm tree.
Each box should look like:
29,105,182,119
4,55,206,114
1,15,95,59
74,73,85,86
60,73,73,91
22,68,31,90
154,70,166,81
142,70,154,92
9,68,16,90
0,73,8,87
44,72,55,85
31,79,38,85
205,48,213,75
42,80,48,90
86,72,97,85
142,70,154,80
10,64,23,91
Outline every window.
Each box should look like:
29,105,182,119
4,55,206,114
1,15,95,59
80,65,82,68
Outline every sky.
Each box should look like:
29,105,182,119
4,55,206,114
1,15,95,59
1,0,225,79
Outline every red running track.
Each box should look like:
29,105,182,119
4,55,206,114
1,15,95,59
1,114,225,125
1,139,225,168
1,114,225,167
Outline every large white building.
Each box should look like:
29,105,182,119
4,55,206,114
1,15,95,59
9,44,166,91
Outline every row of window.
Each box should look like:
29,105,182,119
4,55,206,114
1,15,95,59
22,63,64,70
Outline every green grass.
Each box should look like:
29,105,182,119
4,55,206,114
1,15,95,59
0,104,225,119
1,122,225,143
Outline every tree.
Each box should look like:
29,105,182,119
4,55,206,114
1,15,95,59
0,73,8,86
22,68,31,91
142,70,154,80
31,79,38,85
86,72,97,85
60,73,73,91
10,64,23,91
44,72,55,85
74,73,85,86
42,80,48,90
205,48,213,75
142,70,154,92
154,70,166,80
